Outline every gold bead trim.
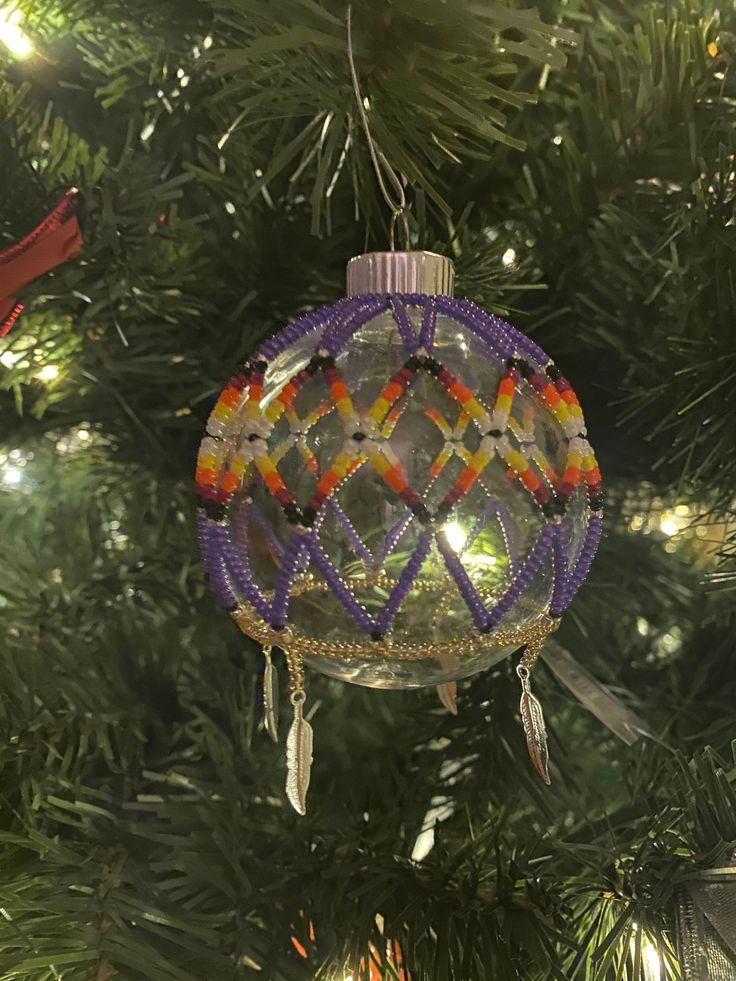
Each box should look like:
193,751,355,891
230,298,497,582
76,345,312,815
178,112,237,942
231,576,559,663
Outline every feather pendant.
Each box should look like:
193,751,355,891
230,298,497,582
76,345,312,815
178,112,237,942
518,669,551,785
285,696,313,816
262,647,279,743
436,681,458,715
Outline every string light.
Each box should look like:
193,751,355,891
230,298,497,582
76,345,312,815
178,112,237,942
0,8,33,58
501,247,517,267
443,521,466,552
2,465,22,485
0,350,20,368
35,365,59,382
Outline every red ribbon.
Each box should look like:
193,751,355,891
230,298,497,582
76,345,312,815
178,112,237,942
0,189,83,337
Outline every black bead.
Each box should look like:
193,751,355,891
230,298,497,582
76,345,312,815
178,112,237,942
270,623,285,631
405,355,422,371
284,504,301,524
414,504,433,525
352,432,366,442
203,500,226,522
248,433,260,442
249,358,267,374
590,498,605,512
302,506,317,527
370,631,384,642
547,364,562,381
485,429,502,438
306,356,321,374
424,357,441,376
554,497,567,515
320,354,336,369
542,501,556,519
479,623,493,634
517,359,534,380
225,603,239,613
434,502,450,523
505,356,519,370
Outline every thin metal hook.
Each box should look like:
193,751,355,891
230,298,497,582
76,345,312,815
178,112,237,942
346,5,411,251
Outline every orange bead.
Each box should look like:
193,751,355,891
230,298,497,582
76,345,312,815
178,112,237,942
219,386,240,407
451,381,473,404
278,382,298,405
499,377,516,397
330,381,349,401
543,383,560,404
457,467,477,492
384,467,406,493
264,471,285,493
221,472,240,494
382,381,403,403
585,467,602,485
195,467,216,486
521,469,542,492
561,389,579,405
563,467,582,485
317,471,340,494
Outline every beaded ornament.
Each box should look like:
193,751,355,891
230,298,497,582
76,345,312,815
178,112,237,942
196,287,602,812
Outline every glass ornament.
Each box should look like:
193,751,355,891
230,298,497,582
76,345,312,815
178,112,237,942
196,251,603,807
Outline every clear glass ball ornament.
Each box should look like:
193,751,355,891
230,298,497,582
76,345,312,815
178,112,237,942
197,254,600,690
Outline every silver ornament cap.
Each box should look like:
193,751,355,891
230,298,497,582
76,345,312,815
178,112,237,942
347,251,455,297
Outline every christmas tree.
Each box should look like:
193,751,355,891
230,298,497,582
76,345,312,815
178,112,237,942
1,0,735,977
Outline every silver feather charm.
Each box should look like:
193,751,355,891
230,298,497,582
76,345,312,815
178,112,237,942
285,693,313,815
517,665,551,785
436,681,458,715
262,646,279,743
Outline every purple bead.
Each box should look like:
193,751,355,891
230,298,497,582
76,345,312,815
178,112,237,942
307,537,375,632
374,532,432,634
435,532,488,630
418,296,437,351
389,296,419,353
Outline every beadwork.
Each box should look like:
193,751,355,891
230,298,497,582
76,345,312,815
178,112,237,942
196,292,602,689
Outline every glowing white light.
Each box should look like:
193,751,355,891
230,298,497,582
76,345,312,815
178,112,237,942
76,428,91,442
0,350,20,368
501,247,517,267
552,135,563,145
2,466,22,485
0,9,33,58
659,518,679,537
444,522,466,552
224,201,236,214
631,930,661,981
35,365,59,382
643,941,661,981
203,34,213,49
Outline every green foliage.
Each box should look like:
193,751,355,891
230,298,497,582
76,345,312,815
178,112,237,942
0,0,735,978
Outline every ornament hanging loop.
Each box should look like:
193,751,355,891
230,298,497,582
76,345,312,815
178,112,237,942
347,5,411,252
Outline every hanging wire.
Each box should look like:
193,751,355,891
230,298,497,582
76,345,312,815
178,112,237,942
346,5,411,251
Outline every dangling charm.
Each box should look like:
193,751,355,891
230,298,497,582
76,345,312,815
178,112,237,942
261,645,279,743
517,636,551,785
285,652,313,816
436,681,458,715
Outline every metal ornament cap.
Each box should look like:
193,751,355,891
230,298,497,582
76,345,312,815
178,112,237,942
347,251,455,298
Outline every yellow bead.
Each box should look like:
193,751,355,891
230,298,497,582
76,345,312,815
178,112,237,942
464,400,485,420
